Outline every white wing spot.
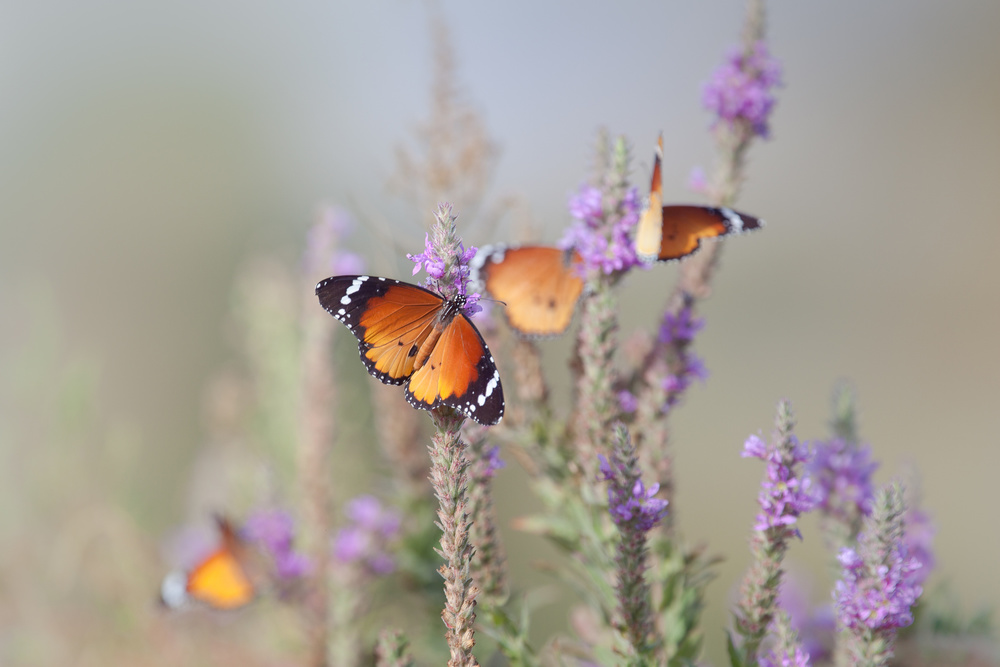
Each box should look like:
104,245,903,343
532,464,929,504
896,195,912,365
721,208,743,232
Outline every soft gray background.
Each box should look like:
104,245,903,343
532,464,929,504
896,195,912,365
2,1,997,662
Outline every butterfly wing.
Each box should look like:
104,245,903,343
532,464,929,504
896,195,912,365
405,311,504,425
655,205,763,262
635,135,665,261
316,275,444,385
317,275,504,425
473,245,585,338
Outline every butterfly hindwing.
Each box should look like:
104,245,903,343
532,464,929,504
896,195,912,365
473,245,585,338
656,205,763,261
406,312,504,425
316,274,504,425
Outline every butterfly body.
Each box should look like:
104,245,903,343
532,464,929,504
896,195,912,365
472,245,585,339
160,517,256,611
316,275,504,425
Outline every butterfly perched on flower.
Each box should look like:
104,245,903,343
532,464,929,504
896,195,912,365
635,134,763,263
316,275,504,426
471,245,585,339
160,516,257,610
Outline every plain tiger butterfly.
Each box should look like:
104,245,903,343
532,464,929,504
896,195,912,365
315,275,504,426
635,134,763,263
471,245,585,339
160,516,257,610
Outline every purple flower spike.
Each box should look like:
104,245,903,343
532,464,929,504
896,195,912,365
835,545,921,632
599,454,669,533
834,484,923,663
658,307,705,345
408,205,482,316
702,41,783,139
482,445,506,479
617,389,638,414
808,437,878,524
743,433,817,536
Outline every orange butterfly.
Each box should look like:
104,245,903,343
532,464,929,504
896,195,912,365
316,275,504,426
160,517,257,610
472,245,585,338
635,134,763,262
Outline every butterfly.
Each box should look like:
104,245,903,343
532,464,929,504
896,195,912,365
471,245,585,338
635,134,763,263
160,516,257,610
315,275,504,426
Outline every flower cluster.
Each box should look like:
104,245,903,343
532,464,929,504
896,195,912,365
742,433,816,536
759,646,811,667
332,495,402,575
407,204,481,315
808,437,878,524
480,444,505,479
834,544,922,632
702,41,783,138
242,509,313,580
560,184,643,276
658,306,709,409
598,455,669,532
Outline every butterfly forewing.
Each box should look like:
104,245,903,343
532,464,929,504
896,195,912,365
474,245,584,338
635,135,665,261
317,276,442,385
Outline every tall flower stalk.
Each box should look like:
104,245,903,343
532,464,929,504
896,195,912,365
833,483,923,667
732,401,816,665
600,424,669,665
566,132,642,484
412,203,484,667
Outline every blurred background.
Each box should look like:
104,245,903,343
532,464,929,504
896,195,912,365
1,0,998,664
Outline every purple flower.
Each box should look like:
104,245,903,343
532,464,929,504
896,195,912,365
702,41,783,139
759,646,811,667
742,434,817,536
617,389,638,414
560,184,644,276
599,455,668,532
688,166,708,194
408,232,447,280
834,545,922,632
658,307,704,345
807,437,878,524
242,509,313,581
333,495,402,575
903,507,935,586
481,445,506,479
407,209,482,316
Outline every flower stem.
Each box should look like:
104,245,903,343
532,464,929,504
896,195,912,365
429,409,481,667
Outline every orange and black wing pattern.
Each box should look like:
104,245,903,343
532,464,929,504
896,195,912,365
316,275,504,425
160,517,255,610
635,134,763,262
472,245,585,338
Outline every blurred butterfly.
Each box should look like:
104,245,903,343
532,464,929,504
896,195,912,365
635,134,763,262
471,245,585,339
160,516,256,611
315,275,504,426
